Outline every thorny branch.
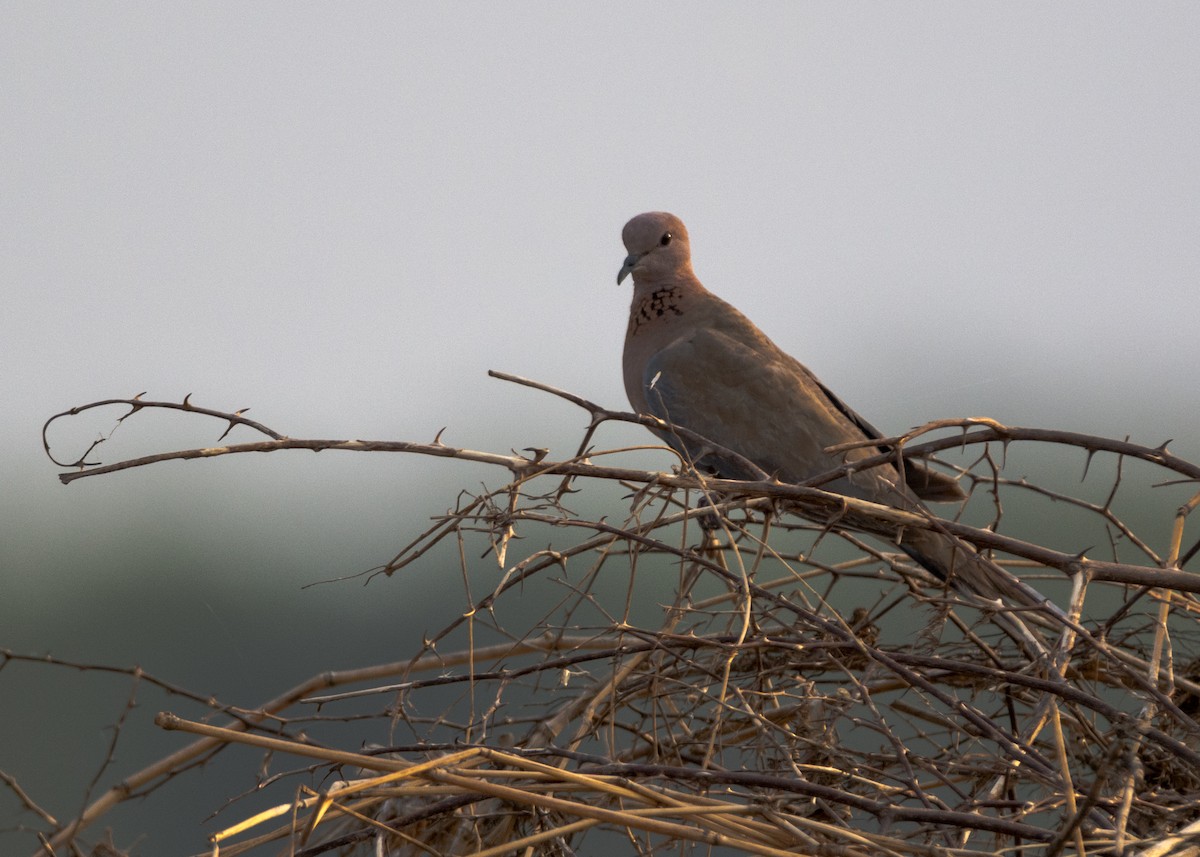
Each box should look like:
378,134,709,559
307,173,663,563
16,375,1200,856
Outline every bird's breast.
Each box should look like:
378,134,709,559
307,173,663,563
627,285,686,339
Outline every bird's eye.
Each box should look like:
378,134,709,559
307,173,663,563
659,232,672,246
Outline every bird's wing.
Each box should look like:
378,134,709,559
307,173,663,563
641,326,962,500
804,362,965,502
640,327,876,486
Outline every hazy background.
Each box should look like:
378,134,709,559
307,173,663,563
3,5,1199,854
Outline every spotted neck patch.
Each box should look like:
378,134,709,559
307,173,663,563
628,285,684,336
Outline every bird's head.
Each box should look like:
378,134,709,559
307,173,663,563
617,212,692,285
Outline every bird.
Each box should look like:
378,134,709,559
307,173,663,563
617,211,1054,630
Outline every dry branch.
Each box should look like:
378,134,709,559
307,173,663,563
17,378,1200,856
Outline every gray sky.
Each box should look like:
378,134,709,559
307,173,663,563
7,5,1199,450
3,4,1199,852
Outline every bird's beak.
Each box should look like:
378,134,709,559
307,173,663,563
617,253,641,285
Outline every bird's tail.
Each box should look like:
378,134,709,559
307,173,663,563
899,526,1042,607
795,473,1065,652
897,524,1065,654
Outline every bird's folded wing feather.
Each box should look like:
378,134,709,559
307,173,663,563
641,326,962,501
641,327,881,490
808,369,965,502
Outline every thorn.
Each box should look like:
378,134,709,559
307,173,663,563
1156,439,1173,454
182,393,193,408
523,447,549,464
234,408,249,416
117,401,143,423
433,427,447,445
132,391,147,401
1081,449,1096,482
1073,546,1092,561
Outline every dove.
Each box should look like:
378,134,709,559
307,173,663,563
617,211,1052,626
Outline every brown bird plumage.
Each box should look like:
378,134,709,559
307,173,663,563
617,211,1055,632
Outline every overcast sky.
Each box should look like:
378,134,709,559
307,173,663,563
3,4,1199,852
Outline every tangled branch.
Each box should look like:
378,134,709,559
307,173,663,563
19,374,1200,856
